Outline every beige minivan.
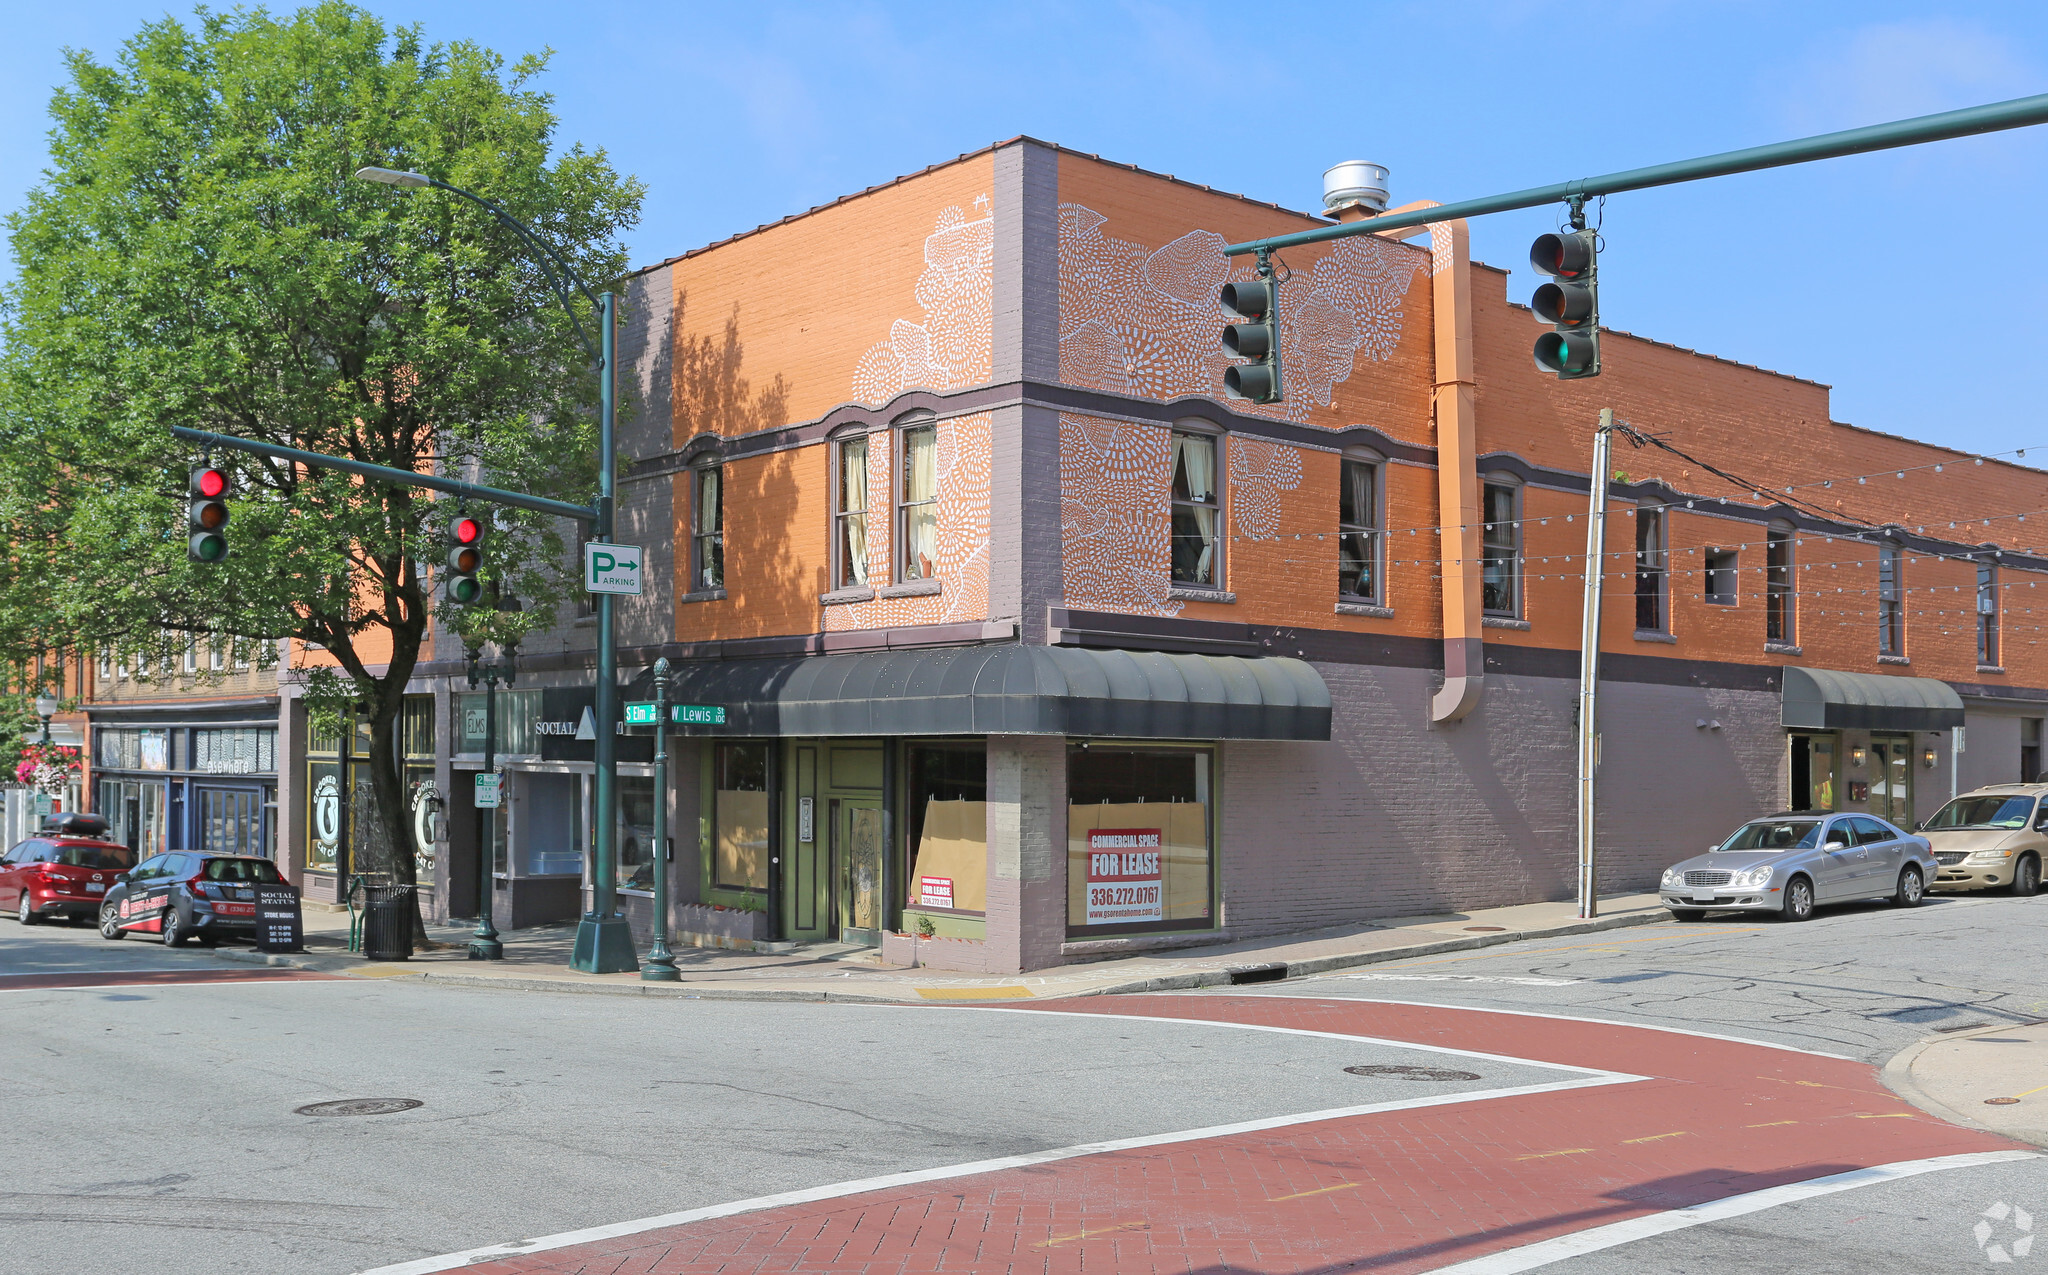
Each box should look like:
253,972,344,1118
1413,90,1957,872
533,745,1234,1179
1918,784,2047,896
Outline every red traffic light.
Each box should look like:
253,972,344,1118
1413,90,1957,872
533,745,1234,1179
190,467,227,499
451,515,484,546
1529,232,1593,280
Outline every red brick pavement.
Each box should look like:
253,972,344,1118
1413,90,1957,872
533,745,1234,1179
427,996,2025,1275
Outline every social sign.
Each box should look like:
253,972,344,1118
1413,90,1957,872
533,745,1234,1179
254,886,303,953
584,542,644,595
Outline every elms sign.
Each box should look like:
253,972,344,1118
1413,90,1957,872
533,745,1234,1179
584,543,644,596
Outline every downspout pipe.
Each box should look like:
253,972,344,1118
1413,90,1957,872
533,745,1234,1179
1359,203,1483,723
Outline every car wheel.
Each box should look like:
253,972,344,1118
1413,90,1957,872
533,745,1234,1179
1669,908,1706,922
17,892,38,926
99,901,125,940
2010,854,2041,898
161,908,186,947
1892,866,1925,908
1780,877,1814,922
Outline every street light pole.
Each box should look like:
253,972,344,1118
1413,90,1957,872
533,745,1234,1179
641,656,679,981
464,639,513,961
353,166,634,973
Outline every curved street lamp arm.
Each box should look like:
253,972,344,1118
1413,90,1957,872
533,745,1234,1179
422,178,602,362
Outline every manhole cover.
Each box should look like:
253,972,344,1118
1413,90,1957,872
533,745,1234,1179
1463,926,1506,932
293,1098,424,1118
1345,1064,1480,1082
1986,1097,2022,1106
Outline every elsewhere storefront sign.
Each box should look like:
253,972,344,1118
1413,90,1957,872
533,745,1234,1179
1085,829,1164,926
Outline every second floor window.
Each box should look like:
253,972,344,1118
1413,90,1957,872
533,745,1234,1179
1338,458,1381,604
899,423,937,581
1634,503,1667,633
1978,557,2000,667
1766,524,1795,643
835,435,869,589
1170,431,1220,586
1878,541,1905,657
1704,548,1737,606
692,465,724,592
1480,480,1519,617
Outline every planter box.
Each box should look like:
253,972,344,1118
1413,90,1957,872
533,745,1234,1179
880,929,994,973
674,902,770,951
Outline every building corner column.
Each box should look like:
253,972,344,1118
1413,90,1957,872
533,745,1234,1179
984,734,1066,972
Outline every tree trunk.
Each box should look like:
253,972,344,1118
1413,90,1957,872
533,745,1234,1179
360,689,432,947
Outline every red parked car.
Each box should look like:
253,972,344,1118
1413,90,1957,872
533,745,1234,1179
1,835,140,925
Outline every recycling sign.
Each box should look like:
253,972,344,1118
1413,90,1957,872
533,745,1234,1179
584,543,644,596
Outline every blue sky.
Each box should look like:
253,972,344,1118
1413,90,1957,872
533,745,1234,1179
6,2,2047,461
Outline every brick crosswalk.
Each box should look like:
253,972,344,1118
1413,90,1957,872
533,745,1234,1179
415,996,2025,1275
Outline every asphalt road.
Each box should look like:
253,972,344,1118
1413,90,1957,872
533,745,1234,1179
3,890,2042,1275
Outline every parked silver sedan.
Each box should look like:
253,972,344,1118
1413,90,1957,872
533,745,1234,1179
1658,812,1937,922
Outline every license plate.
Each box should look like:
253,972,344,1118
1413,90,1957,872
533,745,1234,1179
87,882,105,894
1692,893,1716,904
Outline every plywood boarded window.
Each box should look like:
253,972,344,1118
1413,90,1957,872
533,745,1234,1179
904,744,987,914
714,742,769,891
1066,747,1212,936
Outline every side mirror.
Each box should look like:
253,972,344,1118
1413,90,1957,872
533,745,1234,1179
1708,843,1720,852
114,871,130,884
1825,839,1848,851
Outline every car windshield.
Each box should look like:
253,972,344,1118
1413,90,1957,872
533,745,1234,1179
1923,795,2036,831
201,857,285,883
50,843,136,870
1718,820,1824,852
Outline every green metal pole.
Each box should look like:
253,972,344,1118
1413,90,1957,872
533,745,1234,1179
572,290,637,973
1225,91,2048,257
642,657,678,980
468,653,503,960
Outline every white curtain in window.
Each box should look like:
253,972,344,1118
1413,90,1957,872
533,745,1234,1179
841,441,868,586
696,467,720,534
903,427,938,579
905,426,937,502
1176,435,1215,501
1189,506,1216,582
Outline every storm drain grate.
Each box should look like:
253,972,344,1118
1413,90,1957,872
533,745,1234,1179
1226,964,1288,985
1345,1064,1480,1082
294,1098,425,1118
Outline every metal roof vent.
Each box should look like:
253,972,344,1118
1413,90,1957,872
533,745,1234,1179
1323,161,1390,216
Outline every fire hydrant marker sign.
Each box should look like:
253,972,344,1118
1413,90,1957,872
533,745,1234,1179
1086,829,1164,926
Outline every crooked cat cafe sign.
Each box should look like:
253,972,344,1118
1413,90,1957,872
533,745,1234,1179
1085,829,1163,926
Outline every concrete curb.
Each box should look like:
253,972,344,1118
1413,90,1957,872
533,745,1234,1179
1882,1021,2048,1148
201,907,1671,1004
1064,908,1672,999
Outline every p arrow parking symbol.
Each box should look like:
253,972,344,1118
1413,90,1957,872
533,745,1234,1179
584,542,644,596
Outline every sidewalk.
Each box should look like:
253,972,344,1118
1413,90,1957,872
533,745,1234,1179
1886,1019,2048,1148
205,892,1672,1002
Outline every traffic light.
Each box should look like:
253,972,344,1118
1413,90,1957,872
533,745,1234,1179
188,466,229,562
445,512,485,605
1530,229,1599,379
1220,276,1283,404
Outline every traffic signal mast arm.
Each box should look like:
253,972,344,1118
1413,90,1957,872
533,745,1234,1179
1220,91,2048,258
168,425,597,524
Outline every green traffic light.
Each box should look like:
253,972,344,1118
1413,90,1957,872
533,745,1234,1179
449,576,483,604
189,531,227,561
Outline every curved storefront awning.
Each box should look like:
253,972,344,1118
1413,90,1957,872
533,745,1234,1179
654,646,1331,740
1781,666,1964,731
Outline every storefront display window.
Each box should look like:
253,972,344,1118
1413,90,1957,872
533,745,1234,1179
714,743,770,891
457,689,540,756
522,772,585,875
402,696,436,879
618,774,656,893
1066,746,1212,936
1791,734,1837,812
100,778,169,857
905,744,986,916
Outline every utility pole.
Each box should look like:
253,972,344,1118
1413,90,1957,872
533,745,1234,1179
641,657,679,981
1577,410,1614,920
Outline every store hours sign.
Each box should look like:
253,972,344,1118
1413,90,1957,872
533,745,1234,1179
1085,829,1164,926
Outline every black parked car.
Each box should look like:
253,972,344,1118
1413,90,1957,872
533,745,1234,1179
100,852,294,947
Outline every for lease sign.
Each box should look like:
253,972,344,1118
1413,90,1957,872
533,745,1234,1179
1085,829,1163,926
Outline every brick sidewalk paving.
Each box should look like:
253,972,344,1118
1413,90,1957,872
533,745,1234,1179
381,997,2028,1275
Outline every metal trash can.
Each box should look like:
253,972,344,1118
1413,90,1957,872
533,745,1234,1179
360,883,415,962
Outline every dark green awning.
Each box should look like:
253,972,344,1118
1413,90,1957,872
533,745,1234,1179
652,645,1330,740
1781,666,1964,731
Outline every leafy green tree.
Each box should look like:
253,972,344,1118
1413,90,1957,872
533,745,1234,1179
0,3,642,938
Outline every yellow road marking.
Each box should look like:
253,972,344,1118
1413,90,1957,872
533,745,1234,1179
1268,1182,1361,1202
1851,1112,1917,1119
1037,1221,1148,1248
1745,1120,1801,1128
346,968,421,979
1757,1075,1870,1096
1366,929,1764,972
1621,1131,1691,1145
1516,1148,1595,1161
2009,1084,2048,1100
916,985,1034,1000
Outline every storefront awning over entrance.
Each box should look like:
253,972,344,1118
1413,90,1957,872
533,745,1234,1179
659,645,1331,740
1781,666,1964,731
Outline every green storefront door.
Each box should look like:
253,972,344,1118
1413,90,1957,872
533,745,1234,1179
782,742,885,945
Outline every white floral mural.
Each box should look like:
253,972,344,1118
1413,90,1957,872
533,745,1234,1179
851,196,994,404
